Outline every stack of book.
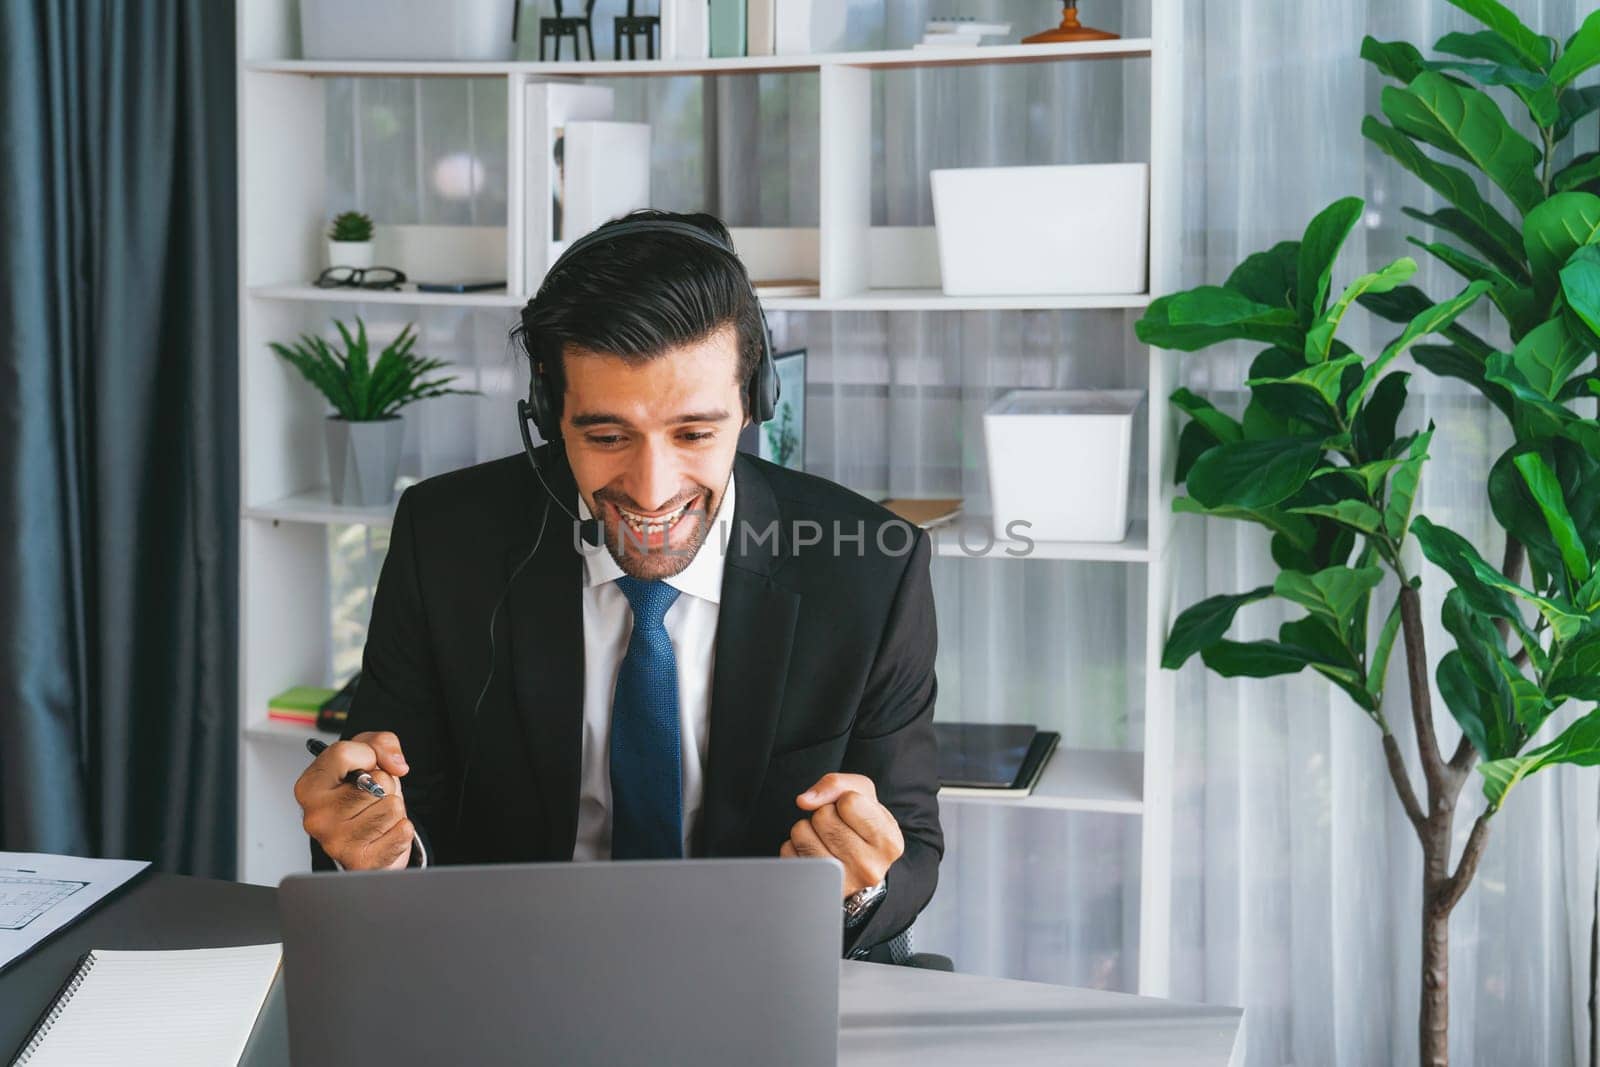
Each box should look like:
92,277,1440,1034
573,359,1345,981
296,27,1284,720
934,722,1059,798
267,685,336,728
914,18,1012,50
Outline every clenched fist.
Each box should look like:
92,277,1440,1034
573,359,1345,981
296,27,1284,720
293,731,415,870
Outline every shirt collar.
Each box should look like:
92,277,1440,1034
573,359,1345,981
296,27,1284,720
576,474,734,605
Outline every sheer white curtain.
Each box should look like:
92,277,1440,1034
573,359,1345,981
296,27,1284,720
315,0,1599,1061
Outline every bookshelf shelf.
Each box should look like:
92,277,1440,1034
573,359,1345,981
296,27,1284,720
940,747,1144,814
244,39,1153,79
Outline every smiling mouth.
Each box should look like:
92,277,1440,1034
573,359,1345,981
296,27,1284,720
614,497,695,537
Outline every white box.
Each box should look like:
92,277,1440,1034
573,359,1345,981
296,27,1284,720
561,121,652,244
983,389,1145,543
299,0,518,61
930,163,1149,296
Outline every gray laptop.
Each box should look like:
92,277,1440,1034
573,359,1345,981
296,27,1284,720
277,858,843,1067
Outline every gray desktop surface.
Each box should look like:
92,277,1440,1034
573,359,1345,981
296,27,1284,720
0,872,1243,1066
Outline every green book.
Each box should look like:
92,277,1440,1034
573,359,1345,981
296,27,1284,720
268,685,337,712
709,0,745,58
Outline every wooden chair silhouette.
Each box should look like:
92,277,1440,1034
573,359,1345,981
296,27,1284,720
614,0,661,60
539,0,597,61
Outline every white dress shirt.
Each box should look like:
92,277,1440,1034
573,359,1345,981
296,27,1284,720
571,477,733,860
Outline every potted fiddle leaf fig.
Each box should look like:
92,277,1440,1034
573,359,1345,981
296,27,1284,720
270,317,477,506
326,210,376,269
1138,4,1600,1064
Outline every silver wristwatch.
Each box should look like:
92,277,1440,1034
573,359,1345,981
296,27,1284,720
842,879,887,927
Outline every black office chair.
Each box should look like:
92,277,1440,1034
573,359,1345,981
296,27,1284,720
614,0,661,60
859,926,955,971
539,0,597,61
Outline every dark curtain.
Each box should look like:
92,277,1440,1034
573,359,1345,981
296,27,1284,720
0,1,239,876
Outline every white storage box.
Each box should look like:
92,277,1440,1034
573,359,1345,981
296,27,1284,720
983,389,1145,543
299,0,518,61
930,164,1149,296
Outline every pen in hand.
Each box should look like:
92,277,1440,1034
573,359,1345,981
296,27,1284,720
305,737,387,798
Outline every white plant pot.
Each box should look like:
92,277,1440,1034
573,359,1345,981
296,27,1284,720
983,389,1145,543
326,239,375,270
326,416,403,507
931,163,1150,296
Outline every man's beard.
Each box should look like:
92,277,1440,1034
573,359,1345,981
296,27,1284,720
592,486,715,580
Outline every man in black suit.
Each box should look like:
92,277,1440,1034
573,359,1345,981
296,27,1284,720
293,211,942,957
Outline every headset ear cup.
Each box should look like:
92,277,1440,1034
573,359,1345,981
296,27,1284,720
752,346,778,424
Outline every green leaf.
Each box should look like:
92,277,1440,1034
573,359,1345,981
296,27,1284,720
1413,515,1588,643
1369,593,1405,701
1170,388,1243,444
1363,117,1525,267
1480,708,1600,810
1186,438,1326,509
1363,36,1427,81
1555,153,1600,194
1381,74,1544,214
1384,426,1433,542
1224,240,1301,308
1347,281,1491,419
1402,206,1531,280
1523,192,1600,306
1274,565,1384,633
1507,316,1591,400
1162,586,1275,670
1442,0,1553,71
1290,500,1385,536
1246,353,1364,413
1352,372,1410,462
1201,640,1316,678
1557,86,1600,141
1412,344,1515,417
1435,28,1544,70
1296,197,1365,325
1305,257,1417,363
1441,587,1548,747
1173,496,1319,552
1514,450,1592,583
1137,288,1304,351
1549,9,1600,88
1174,420,1220,484
1548,634,1600,700
1559,244,1600,339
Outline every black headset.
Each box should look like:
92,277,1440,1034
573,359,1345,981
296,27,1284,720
517,216,780,454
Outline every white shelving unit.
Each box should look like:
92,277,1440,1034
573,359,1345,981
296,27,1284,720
236,1,1182,996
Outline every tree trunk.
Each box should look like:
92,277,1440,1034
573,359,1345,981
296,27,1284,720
1421,900,1450,1066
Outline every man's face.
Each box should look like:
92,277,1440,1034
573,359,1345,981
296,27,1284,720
560,325,745,580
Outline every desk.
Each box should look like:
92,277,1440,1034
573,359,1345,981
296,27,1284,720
0,874,1243,1065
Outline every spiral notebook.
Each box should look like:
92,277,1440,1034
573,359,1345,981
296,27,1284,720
13,944,282,1065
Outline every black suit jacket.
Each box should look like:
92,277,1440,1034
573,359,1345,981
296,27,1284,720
315,446,943,954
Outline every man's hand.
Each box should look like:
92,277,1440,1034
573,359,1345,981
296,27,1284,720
293,731,414,871
780,773,905,897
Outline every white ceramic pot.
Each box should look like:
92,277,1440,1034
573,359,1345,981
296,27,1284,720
326,416,403,507
326,240,375,270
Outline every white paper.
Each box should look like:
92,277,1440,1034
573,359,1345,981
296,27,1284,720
0,852,149,972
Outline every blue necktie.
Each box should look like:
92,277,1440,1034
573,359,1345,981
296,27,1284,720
609,576,684,859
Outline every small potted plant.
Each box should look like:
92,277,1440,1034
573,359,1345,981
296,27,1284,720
326,211,376,269
269,317,477,506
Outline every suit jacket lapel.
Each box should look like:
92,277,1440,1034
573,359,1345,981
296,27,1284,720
506,447,585,860
702,455,800,856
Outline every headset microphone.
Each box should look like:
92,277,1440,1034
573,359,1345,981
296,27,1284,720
517,398,602,547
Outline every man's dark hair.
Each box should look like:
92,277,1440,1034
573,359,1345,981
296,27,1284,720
510,209,765,423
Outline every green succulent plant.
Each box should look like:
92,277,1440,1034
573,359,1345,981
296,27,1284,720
269,317,477,421
327,211,375,243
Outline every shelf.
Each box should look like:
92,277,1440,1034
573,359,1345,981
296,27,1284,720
245,39,1153,79
251,284,1150,314
931,516,1149,562
244,489,396,527
764,289,1151,312
940,747,1144,814
244,718,339,745
250,283,524,309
